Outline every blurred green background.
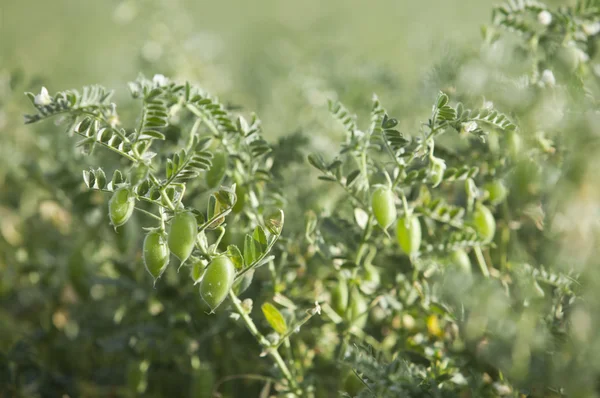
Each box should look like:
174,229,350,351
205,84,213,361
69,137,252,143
2,0,507,133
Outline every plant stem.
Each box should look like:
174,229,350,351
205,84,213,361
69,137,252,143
228,290,299,392
474,246,490,278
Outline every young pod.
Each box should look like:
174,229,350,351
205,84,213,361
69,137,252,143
396,215,421,256
484,180,508,205
331,278,349,317
109,187,135,228
473,204,496,243
143,231,170,281
200,256,236,311
451,249,472,274
168,211,198,263
347,289,368,329
371,186,397,230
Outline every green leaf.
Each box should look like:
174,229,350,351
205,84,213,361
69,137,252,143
307,154,327,171
227,245,245,270
243,234,258,265
345,170,361,187
95,168,107,189
253,226,268,246
437,92,449,108
261,302,288,335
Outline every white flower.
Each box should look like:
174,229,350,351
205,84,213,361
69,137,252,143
537,10,552,26
462,121,478,133
152,74,168,86
34,87,52,106
540,69,556,87
483,100,494,110
583,22,600,36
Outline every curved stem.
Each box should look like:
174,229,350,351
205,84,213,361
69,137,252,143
228,291,299,392
474,246,490,278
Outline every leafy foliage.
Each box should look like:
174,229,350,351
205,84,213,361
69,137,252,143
3,0,600,397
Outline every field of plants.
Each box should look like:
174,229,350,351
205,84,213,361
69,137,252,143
2,0,600,397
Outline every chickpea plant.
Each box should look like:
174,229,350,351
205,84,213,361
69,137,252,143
24,75,317,396
17,0,600,396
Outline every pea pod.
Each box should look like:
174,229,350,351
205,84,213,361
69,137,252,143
484,180,508,205
143,231,170,281
168,211,197,263
347,289,368,329
396,215,421,256
451,249,472,274
331,278,349,317
108,187,135,228
473,204,496,243
200,256,236,311
371,186,397,229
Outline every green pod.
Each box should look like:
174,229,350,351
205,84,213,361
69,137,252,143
331,278,349,317
143,232,170,281
506,130,522,159
371,186,397,229
347,289,368,329
363,264,380,289
473,204,496,243
556,45,580,72
206,151,228,188
451,249,472,274
168,211,198,263
396,215,421,256
200,256,236,311
108,187,135,228
484,180,508,205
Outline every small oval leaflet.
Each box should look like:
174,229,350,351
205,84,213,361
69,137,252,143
261,302,288,335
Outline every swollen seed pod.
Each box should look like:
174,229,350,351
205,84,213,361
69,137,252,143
168,211,198,264
109,187,135,228
484,180,508,205
506,130,522,159
200,256,236,311
363,264,380,289
331,278,349,317
347,289,368,329
143,232,170,282
396,215,421,256
451,249,472,274
371,186,397,229
473,204,496,243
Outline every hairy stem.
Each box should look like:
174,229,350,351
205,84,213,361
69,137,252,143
228,290,299,392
